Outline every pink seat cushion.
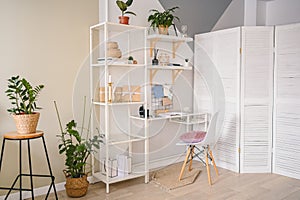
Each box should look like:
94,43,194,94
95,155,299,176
180,131,206,143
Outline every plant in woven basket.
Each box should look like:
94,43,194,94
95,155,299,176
5,75,44,134
54,98,103,197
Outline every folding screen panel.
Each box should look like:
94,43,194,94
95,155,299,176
194,28,240,172
274,23,300,179
240,27,274,173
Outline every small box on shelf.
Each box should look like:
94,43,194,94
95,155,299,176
100,158,118,178
122,86,141,102
99,85,142,103
117,155,132,177
99,87,105,102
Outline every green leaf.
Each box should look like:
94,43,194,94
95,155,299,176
59,147,66,154
116,0,127,12
125,0,133,6
124,11,136,16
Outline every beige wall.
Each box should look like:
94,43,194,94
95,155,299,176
0,0,98,193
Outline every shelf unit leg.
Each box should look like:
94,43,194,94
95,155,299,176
106,183,109,193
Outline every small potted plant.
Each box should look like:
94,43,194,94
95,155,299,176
147,6,180,35
5,75,44,134
128,56,134,64
54,99,103,198
116,0,136,25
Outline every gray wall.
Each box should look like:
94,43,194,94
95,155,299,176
159,0,232,37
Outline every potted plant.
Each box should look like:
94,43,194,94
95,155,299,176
128,56,134,64
116,0,136,25
5,75,44,134
148,6,180,35
54,99,103,198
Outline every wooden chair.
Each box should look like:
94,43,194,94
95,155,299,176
177,112,219,185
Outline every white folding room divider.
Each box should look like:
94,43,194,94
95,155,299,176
240,27,274,173
273,23,300,179
194,27,241,173
194,26,274,173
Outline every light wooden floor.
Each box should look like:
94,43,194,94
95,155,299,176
34,166,300,200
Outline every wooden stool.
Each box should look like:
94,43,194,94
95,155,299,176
0,131,58,199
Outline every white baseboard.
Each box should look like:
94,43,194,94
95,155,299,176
0,181,64,200
0,154,186,199
0,176,98,200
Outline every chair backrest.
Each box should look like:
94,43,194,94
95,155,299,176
202,112,219,146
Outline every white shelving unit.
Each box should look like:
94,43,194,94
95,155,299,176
89,22,148,193
90,25,194,193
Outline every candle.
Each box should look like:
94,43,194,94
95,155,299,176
108,75,112,83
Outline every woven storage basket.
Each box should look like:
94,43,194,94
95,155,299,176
65,175,89,197
12,113,40,134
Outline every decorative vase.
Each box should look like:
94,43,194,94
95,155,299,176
184,59,189,67
158,25,169,35
65,174,89,198
119,16,129,25
152,48,159,65
12,112,40,134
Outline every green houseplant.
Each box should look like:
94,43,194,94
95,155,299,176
5,75,44,134
54,99,103,197
128,56,134,64
147,6,179,35
116,0,136,25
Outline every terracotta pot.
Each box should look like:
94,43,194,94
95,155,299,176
12,112,40,134
158,25,169,35
65,175,89,198
119,16,129,25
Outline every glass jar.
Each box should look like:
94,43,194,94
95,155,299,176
158,53,170,66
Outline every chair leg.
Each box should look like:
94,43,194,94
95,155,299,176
208,147,218,176
178,146,191,181
188,146,194,171
205,149,212,186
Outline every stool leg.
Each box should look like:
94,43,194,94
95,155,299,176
19,140,22,200
27,139,34,199
0,138,6,172
41,136,58,200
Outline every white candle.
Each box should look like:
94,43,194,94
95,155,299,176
108,75,112,83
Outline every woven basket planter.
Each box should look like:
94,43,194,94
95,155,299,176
12,112,40,134
65,175,89,198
